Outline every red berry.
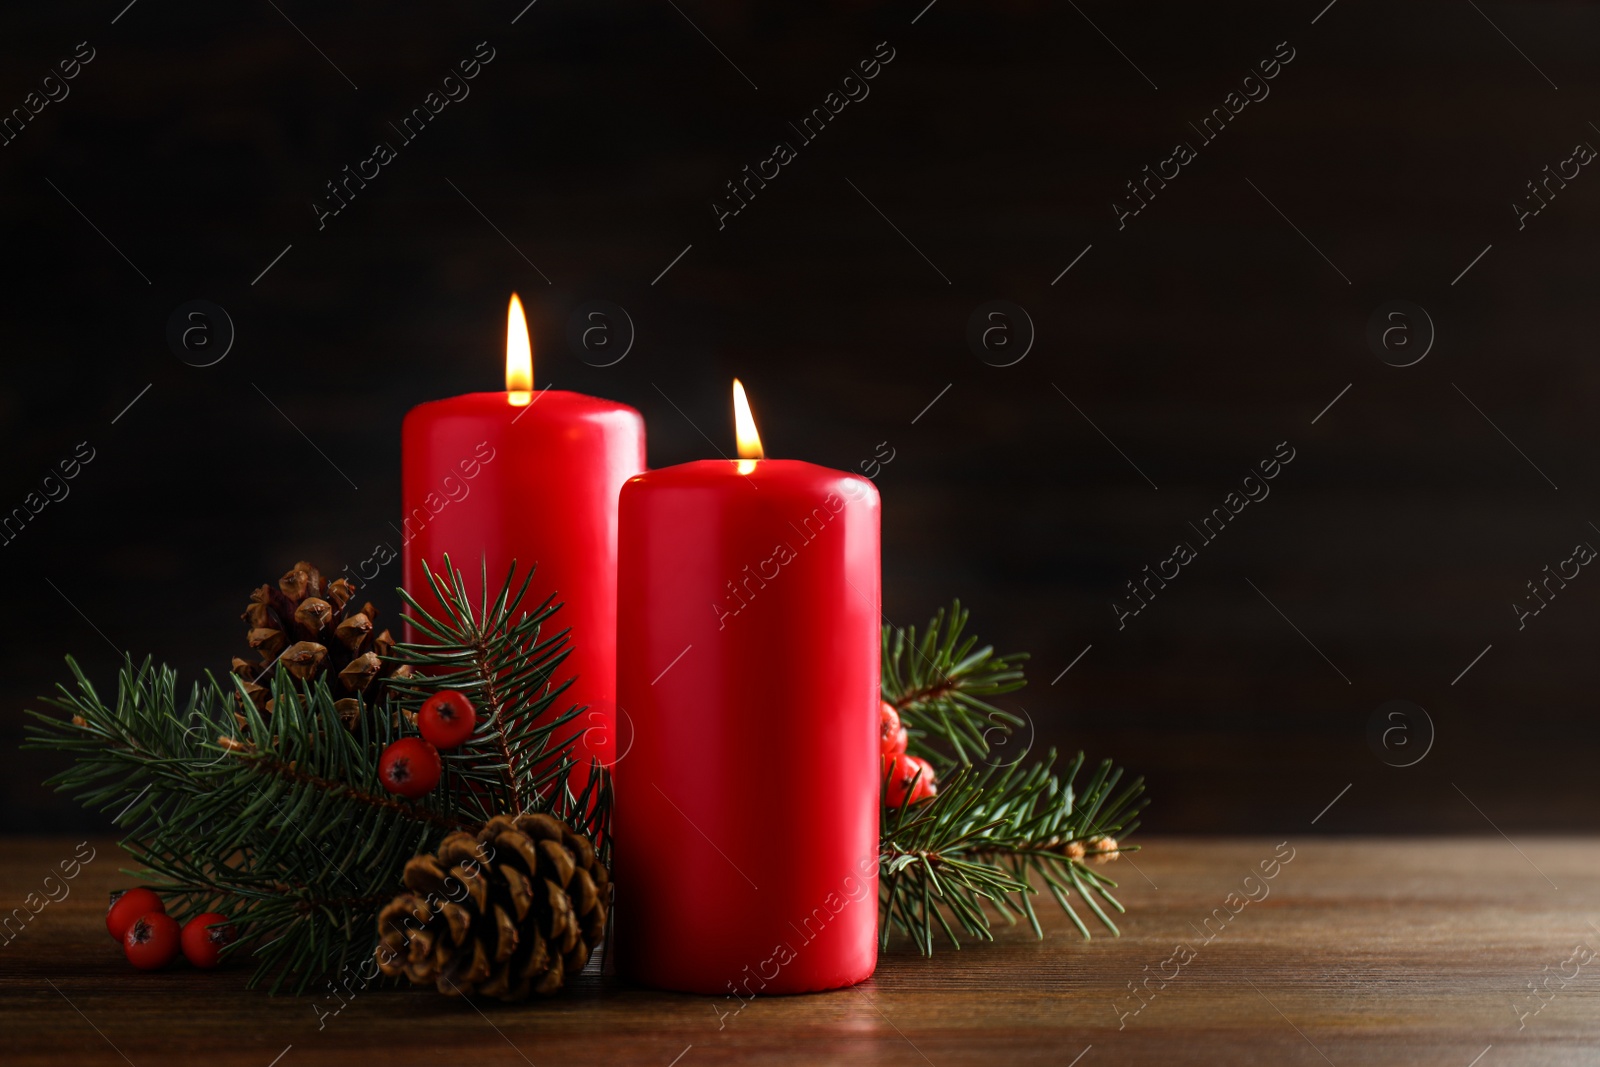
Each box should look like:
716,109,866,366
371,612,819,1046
181,912,236,969
884,753,938,808
106,887,165,942
123,912,181,970
379,737,442,798
879,701,908,756
418,690,478,751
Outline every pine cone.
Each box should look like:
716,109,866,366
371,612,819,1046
375,813,609,1001
231,560,411,715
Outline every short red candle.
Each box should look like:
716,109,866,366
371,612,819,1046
613,383,880,994
401,296,645,776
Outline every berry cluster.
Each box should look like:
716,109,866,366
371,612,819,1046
377,689,480,799
106,887,234,971
879,701,937,807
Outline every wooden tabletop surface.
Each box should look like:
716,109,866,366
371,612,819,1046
3,836,1596,1066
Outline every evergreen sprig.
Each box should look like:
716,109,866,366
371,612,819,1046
878,603,1146,952
24,559,597,994
883,601,1028,766
389,557,607,849
27,659,452,992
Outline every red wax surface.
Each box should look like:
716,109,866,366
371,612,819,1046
401,390,645,775
614,459,881,994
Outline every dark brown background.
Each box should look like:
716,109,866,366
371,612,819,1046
3,0,1594,834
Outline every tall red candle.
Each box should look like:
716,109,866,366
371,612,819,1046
614,380,880,995
401,294,645,775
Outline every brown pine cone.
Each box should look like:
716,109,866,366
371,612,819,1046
231,560,411,715
375,813,609,1001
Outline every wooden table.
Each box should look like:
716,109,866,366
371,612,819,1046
4,837,1596,1065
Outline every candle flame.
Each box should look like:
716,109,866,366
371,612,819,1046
506,293,532,406
732,378,763,473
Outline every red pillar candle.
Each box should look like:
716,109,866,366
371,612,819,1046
401,294,645,775
614,380,880,994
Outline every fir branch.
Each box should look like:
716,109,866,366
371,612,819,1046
387,556,609,850
882,601,1028,765
239,753,468,832
25,659,455,993
878,604,1147,954
878,755,1145,951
